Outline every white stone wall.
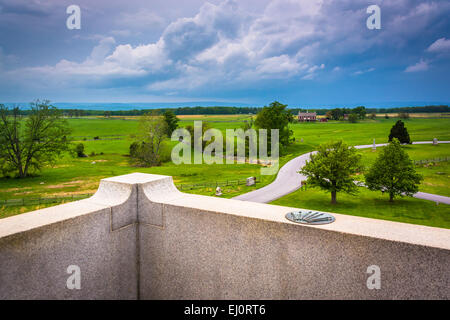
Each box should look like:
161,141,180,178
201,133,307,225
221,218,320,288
0,173,449,299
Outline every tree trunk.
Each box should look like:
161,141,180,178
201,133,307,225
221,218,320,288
17,163,25,178
331,191,337,204
389,192,394,202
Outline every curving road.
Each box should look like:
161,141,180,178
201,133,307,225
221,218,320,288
233,141,450,204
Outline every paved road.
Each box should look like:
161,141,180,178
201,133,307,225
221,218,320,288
233,141,450,204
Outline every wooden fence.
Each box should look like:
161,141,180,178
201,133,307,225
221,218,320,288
414,157,449,165
176,177,260,191
0,194,93,207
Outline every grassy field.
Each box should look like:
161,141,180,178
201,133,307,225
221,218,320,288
1,116,449,224
271,143,450,229
271,187,450,229
357,144,450,197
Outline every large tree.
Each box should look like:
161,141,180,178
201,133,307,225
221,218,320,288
163,110,179,136
388,120,411,144
330,108,343,120
352,106,366,119
365,138,422,202
0,101,71,178
300,140,361,204
129,112,168,167
254,101,293,149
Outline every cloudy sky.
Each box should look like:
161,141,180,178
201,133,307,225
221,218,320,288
0,0,449,107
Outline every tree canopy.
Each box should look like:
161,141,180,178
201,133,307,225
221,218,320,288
0,101,71,178
129,113,169,167
254,101,293,149
388,120,411,144
299,140,361,204
163,110,179,136
365,138,422,202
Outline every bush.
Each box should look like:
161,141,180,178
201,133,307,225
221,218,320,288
129,142,140,158
384,114,390,119
93,136,100,140
398,112,410,119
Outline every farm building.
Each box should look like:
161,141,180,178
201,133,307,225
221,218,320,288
298,112,317,122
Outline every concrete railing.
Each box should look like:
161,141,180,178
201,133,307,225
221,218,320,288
0,173,449,299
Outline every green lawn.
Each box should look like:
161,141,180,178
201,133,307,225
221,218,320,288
271,142,450,229
271,187,450,229
1,116,449,223
357,144,450,197
289,118,450,147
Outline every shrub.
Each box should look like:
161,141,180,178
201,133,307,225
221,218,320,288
75,143,86,158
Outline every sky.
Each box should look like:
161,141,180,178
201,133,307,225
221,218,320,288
0,0,449,108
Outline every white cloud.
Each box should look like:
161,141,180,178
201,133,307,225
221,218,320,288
405,59,429,72
427,37,450,53
353,67,375,75
88,37,116,63
11,0,449,94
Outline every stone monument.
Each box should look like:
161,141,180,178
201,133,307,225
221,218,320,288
215,187,222,196
246,177,256,186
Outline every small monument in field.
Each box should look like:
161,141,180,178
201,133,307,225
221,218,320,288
433,138,438,145
215,187,222,196
372,139,376,151
246,177,256,186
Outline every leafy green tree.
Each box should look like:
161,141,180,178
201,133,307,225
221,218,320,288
163,110,179,136
185,122,212,150
254,101,293,150
129,112,169,167
300,140,361,204
388,120,411,144
330,108,343,120
348,113,358,123
0,101,71,178
365,139,422,202
352,106,366,119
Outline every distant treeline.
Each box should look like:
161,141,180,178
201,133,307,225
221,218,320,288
4,104,449,116
290,105,450,116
